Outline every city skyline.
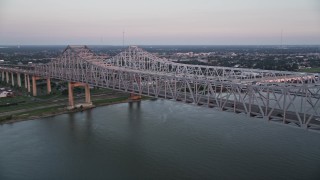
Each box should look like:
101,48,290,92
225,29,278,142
0,0,319,45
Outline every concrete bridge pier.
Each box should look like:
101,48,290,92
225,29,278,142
67,82,92,110
11,73,14,86
84,83,91,103
1,71,4,82
24,74,27,89
47,78,51,94
17,73,21,87
6,72,9,84
32,76,40,96
129,93,142,101
68,82,74,108
30,76,52,96
301,124,308,129
27,75,31,93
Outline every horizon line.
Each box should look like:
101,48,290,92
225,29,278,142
1,44,320,46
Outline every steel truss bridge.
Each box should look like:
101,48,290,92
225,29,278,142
1,45,320,131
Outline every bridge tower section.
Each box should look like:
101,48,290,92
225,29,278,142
67,82,93,110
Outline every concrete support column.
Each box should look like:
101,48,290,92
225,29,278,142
301,124,308,129
11,73,14,86
68,82,93,109
27,75,31,93
32,76,37,96
129,93,142,101
68,82,74,108
24,74,27,89
1,71,4,82
6,72,9,84
46,78,51,94
85,84,91,103
17,73,21,87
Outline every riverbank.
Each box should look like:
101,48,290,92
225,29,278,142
0,96,149,125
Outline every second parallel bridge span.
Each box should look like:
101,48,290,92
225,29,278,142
1,45,319,131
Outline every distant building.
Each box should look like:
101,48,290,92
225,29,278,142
197,59,208,63
299,66,306,69
0,92,8,98
0,91,12,98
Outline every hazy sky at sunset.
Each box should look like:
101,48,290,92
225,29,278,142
0,0,319,45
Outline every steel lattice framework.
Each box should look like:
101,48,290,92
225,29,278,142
1,45,320,131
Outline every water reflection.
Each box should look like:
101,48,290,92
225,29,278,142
66,109,95,142
85,109,93,134
68,113,76,133
128,101,142,138
0,100,319,180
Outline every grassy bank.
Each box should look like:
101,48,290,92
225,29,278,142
0,105,65,123
0,96,150,125
93,97,129,106
0,83,153,124
299,68,320,73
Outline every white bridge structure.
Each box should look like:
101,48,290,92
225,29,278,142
1,45,320,131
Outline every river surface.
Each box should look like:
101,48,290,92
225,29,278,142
0,100,320,180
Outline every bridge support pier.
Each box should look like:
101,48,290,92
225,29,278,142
31,76,41,96
67,82,92,110
17,73,21,87
47,78,51,94
24,74,27,89
68,82,74,108
85,83,91,103
29,76,52,95
27,75,31,93
6,72,9,84
301,124,308,129
1,71,4,82
129,93,142,101
11,73,14,86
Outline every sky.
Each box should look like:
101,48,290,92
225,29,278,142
0,0,319,45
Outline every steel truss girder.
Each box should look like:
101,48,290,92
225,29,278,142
1,45,320,131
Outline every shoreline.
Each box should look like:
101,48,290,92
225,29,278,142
0,99,137,125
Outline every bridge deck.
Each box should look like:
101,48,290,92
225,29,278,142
1,45,319,132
